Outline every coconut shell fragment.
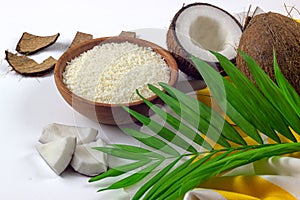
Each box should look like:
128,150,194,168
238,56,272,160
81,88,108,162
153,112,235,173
69,31,93,48
5,51,56,76
119,31,136,38
16,32,60,55
236,12,300,94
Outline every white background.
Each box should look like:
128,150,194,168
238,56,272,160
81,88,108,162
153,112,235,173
1,0,300,199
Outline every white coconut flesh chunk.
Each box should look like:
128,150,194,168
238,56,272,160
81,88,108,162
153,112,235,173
70,138,108,176
36,136,76,175
39,123,98,145
175,4,242,62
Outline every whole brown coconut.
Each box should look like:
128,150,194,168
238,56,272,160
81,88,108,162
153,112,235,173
237,12,300,94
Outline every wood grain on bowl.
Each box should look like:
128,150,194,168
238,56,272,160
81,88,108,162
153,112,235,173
54,36,178,125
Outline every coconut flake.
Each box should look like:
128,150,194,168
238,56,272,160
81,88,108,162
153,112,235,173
36,136,76,175
39,123,98,145
70,139,108,176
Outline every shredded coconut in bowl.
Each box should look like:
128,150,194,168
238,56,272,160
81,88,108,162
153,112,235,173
63,42,170,104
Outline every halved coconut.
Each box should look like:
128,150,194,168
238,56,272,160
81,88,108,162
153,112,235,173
167,3,243,79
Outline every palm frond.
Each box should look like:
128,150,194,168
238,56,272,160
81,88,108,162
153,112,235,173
273,51,300,118
211,51,297,140
147,84,231,148
89,51,300,199
238,50,300,135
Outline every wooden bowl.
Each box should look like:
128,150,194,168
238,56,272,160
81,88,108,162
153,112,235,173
54,36,178,125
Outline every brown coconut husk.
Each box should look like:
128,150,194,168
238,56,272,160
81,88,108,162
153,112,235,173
5,51,56,76
16,32,60,55
236,12,300,94
119,31,136,38
69,31,93,48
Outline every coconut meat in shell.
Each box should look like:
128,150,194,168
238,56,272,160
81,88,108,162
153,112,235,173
175,4,242,62
168,3,242,78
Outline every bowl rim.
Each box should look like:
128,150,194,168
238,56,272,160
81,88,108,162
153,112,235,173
54,36,178,108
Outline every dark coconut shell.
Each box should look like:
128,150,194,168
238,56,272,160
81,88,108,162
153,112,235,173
69,31,93,48
167,2,243,79
5,51,56,76
16,32,60,55
236,12,300,94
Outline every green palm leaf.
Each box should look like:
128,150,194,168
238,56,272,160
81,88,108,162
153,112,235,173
148,84,231,147
132,156,184,200
239,51,300,134
97,160,162,192
89,159,152,182
123,105,198,153
122,127,180,157
159,142,300,200
158,82,246,146
212,51,296,140
136,90,213,150
90,51,300,200
191,55,284,143
273,51,300,118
